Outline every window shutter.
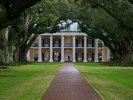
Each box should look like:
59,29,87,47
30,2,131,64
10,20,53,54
92,53,94,61
59,39,61,47
76,39,78,47
59,52,61,61
53,39,54,47
42,39,44,47
82,39,84,47
42,53,44,61
92,39,94,47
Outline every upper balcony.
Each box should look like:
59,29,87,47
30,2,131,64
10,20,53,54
53,43,60,47
31,43,38,47
42,43,50,47
64,43,72,47
31,38,105,48
31,43,95,48
76,43,83,47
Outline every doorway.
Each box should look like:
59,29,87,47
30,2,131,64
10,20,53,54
64,49,72,62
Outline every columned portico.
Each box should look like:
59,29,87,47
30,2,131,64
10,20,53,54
94,39,99,62
83,36,87,62
38,36,42,62
61,35,64,62
73,35,76,62
28,32,110,62
49,35,53,62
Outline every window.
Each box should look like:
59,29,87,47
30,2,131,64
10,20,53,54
77,38,83,47
78,39,82,44
88,39,92,44
44,39,49,44
54,39,59,44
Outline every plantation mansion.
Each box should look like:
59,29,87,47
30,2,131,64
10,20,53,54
26,23,110,62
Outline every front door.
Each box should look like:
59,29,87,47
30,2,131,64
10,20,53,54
64,50,72,62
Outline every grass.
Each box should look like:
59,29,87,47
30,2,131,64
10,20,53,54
75,62,133,100
0,62,62,100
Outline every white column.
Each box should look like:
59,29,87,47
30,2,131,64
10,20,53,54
107,48,110,61
61,35,64,62
83,36,87,62
27,50,30,61
102,49,105,62
31,49,34,61
38,36,42,62
73,35,76,62
49,35,53,62
94,39,99,62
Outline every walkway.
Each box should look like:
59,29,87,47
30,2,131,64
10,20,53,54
42,63,101,100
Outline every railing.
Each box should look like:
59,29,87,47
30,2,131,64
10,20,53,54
42,44,50,47
76,44,83,47
87,44,93,47
64,43,72,47
32,43,38,47
53,43,60,47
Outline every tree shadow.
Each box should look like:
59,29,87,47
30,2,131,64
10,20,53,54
0,75,16,78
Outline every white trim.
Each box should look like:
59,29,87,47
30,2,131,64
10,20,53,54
40,32,87,36
94,39,99,62
83,36,87,62
61,36,64,62
72,35,76,62
49,36,53,62
38,36,42,62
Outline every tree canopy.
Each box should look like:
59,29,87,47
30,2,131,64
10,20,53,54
0,0,41,29
0,0,133,66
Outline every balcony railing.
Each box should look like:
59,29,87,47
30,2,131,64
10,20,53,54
64,43,72,47
76,43,83,47
31,42,97,48
42,44,50,47
53,43,60,47
87,44,93,47
32,43,38,47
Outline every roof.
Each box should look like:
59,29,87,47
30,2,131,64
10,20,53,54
40,32,87,36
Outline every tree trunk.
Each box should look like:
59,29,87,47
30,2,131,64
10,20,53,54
0,27,15,65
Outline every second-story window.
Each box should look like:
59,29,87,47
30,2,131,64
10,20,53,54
45,39,49,44
78,39,82,44
88,39,92,44
54,39,59,44
77,38,83,47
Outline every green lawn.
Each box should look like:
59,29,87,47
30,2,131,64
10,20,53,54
75,62,133,100
0,62,62,100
